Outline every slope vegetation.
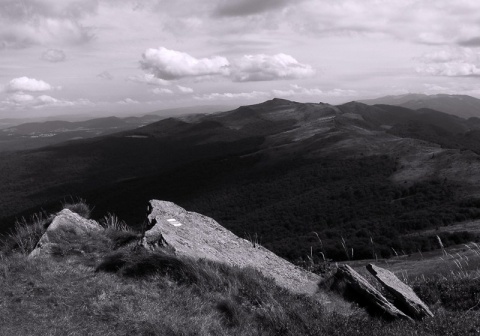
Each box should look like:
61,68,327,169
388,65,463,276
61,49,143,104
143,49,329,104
1,99,480,262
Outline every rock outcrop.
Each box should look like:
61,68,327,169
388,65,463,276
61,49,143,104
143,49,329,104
29,209,102,258
336,265,413,321
143,200,320,295
367,264,434,319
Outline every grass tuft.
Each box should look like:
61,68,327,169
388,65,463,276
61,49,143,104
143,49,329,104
101,213,140,249
0,211,52,255
216,299,241,327
62,198,92,219
97,250,199,284
413,275,480,311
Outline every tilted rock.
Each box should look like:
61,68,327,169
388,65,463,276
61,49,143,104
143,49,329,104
144,200,320,295
367,264,433,319
29,209,102,258
336,265,413,321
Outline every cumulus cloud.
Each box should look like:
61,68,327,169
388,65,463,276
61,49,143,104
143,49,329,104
127,74,170,86
151,88,174,95
272,84,357,98
2,93,90,109
97,71,114,80
194,91,269,101
7,93,35,104
415,48,480,77
231,54,315,82
118,98,139,104
140,47,315,83
5,77,54,92
214,0,292,17
140,47,230,80
41,49,66,62
177,85,194,93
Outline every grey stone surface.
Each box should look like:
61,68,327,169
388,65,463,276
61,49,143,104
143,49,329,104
29,209,102,258
144,199,321,295
336,265,413,321
367,263,434,319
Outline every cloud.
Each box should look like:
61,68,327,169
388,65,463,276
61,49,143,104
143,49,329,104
7,93,35,104
36,95,68,106
177,85,194,93
231,53,315,82
118,98,139,104
5,77,54,92
140,47,230,80
272,84,357,98
290,1,480,46
97,71,114,80
151,88,174,95
41,49,66,62
459,37,480,47
140,47,314,83
127,74,171,86
214,0,292,17
2,93,90,109
0,0,96,48
415,48,480,77
194,90,269,101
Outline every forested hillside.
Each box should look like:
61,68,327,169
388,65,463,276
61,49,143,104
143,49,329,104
2,99,480,262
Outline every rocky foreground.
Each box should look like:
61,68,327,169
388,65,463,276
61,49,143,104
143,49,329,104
28,200,434,321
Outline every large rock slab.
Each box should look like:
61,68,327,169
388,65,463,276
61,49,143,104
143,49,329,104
336,265,413,321
29,209,102,258
367,264,433,319
144,200,320,295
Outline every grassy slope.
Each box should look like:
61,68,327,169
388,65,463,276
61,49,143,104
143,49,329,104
1,208,480,335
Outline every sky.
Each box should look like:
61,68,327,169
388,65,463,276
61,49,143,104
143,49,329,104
1,0,480,119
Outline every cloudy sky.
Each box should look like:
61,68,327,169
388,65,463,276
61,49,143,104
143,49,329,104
1,0,480,118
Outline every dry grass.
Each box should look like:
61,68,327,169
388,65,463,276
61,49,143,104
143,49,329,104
2,248,480,336
0,211,52,255
1,207,480,335
62,198,92,219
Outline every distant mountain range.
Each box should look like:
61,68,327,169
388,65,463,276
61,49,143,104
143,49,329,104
0,105,235,152
2,98,480,261
0,115,164,152
359,93,480,119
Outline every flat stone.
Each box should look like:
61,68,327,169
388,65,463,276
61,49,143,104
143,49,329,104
144,200,321,295
367,264,433,319
336,265,413,321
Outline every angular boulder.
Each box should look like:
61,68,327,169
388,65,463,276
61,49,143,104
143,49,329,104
144,200,320,295
29,209,102,258
367,264,433,319
336,265,413,321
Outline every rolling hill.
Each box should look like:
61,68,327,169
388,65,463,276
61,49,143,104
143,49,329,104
0,104,235,152
1,98,480,261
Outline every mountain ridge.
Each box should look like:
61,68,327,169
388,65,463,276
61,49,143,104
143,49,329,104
359,93,480,118
2,98,480,261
